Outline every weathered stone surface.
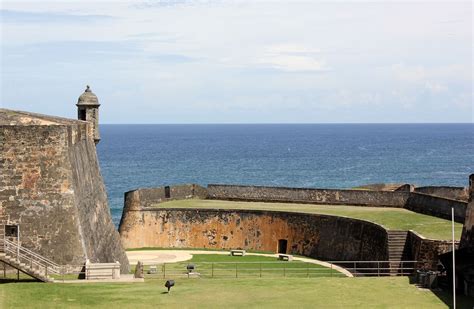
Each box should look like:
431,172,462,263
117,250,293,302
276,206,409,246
405,192,467,223
120,208,389,263
207,184,411,207
0,109,129,273
119,183,468,269
407,231,457,270
460,174,474,248
206,184,467,222
414,186,468,202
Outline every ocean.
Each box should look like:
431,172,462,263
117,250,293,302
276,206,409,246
96,124,474,226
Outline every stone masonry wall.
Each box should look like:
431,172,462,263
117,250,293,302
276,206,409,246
119,208,388,262
68,137,129,272
0,116,129,272
0,125,85,263
406,192,466,223
407,231,458,270
460,174,474,248
414,186,468,202
123,184,207,209
207,184,410,207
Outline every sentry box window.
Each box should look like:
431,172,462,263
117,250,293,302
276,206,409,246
5,225,18,237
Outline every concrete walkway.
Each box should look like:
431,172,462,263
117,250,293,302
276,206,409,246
56,274,144,284
126,250,353,277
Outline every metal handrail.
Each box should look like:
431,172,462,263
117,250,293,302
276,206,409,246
3,239,60,268
4,240,59,267
3,245,60,275
3,239,61,275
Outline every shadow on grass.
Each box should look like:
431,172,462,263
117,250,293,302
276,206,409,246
409,276,473,309
0,278,39,284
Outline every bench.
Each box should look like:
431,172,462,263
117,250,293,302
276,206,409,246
278,254,293,261
147,265,157,274
230,249,246,256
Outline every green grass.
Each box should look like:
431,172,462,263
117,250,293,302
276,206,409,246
155,199,463,240
141,254,343,279
2,276,472,308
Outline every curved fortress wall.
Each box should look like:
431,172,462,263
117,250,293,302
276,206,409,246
0,109,129,272
120,208,388,262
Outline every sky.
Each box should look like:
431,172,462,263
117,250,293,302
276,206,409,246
0,0,472,123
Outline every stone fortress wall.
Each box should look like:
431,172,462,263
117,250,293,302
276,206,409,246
207,184,410,207
120,208,388,263
413,186,468,202
119,182,468,269
460,174,474,248
206,184,467,223
0,109,129,273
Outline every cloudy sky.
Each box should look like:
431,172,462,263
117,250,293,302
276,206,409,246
1,1,472,123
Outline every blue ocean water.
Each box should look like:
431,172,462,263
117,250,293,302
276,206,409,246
96,124,474,225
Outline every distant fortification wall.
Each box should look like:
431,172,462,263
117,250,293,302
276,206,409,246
406,192,466,223
119,208,388,262
207,184,410,207
123,184,207,210
414,186,468,202
122,183,467,224
0,110,129,273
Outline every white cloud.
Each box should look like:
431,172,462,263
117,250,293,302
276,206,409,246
424,82,447,94
1,1,472,123
257,44,329,72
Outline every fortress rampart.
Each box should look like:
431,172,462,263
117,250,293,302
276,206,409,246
0,109,129,273
119,183,465,269
460,174,474,248
405,192,466,223
207,184,410,207
413,186,468,202
205,184,467,223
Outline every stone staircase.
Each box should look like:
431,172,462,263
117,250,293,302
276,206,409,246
387,230,411,275
0,238,59,282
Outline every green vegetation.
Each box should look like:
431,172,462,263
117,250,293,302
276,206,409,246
2,276,471,308
142,254,343,279
156,199,463,240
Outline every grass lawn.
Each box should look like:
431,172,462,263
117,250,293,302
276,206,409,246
155,199,463,240
142,254,344,279
2,276,472,308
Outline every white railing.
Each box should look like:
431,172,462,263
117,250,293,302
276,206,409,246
2,238,61,276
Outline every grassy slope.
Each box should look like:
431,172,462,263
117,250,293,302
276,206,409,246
156,199,463,240
2,277,466,309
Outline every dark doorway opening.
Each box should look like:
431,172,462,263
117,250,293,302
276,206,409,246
5,225,18,237
164,186,171,198
278,239,288,254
